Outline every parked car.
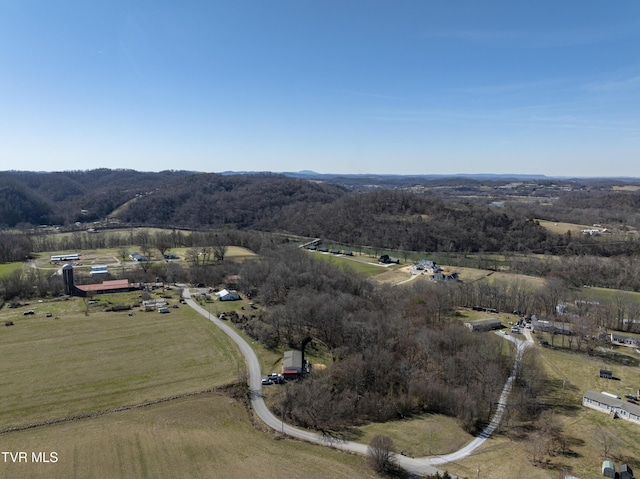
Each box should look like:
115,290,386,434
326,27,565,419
158,307,170,313
261,378,273,386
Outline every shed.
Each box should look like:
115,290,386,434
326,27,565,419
90,265,108,275
600,369,613,379
602,460,615,478
619,464,634,479
378,255,400,264
282,350,303,379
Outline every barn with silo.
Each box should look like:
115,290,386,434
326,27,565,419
62,264,132,297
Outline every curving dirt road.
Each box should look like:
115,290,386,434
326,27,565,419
182,286,530,477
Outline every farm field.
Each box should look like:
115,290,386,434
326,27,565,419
304,249,392,277
0,392,375,479
532,345,640,479
537,219,595,235
537,219,637,239
29,245,257,273
0,261,23,277
0,295,243,429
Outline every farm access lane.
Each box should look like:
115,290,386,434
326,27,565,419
180,285,532,478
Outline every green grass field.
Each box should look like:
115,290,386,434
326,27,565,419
0,296,243,429
0,261,24,277
304,250,391,277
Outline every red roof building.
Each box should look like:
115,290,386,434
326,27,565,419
75,279,131,295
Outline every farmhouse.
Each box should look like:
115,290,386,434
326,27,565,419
413,260,441,273
129,252,147,262
611,333,639,347
464,318,502,332
215,289,241,301
583,390,640,425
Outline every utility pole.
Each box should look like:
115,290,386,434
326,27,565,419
477,465,480,479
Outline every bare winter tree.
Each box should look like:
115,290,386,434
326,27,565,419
596,427,620,460
367,434,397,475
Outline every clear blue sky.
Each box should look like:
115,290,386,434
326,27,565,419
1,1,639,176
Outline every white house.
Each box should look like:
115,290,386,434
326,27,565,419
611,333,639,347
583,390,640,425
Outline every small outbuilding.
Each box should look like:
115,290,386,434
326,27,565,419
90,265,108,275
602,460,615,478
600,369,613,380
378,255,400,264
619,464,634,479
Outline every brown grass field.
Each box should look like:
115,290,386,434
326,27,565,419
537,219,637,238
0,295,243,429
0,393,375,479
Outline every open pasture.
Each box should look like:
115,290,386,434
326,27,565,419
0,261,24,277
0,296,243,429
0,393,375,479
537,219,637,239
349,413,472,459
305,249,392,277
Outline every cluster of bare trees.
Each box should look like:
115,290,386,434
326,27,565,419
238,247,515,434
0,233,31,263
0,269,64,301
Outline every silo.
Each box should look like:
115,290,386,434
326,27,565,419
62,264,75,295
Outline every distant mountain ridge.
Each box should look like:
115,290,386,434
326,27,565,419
2,168,640,229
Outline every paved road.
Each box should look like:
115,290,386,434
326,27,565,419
181,286,529,477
